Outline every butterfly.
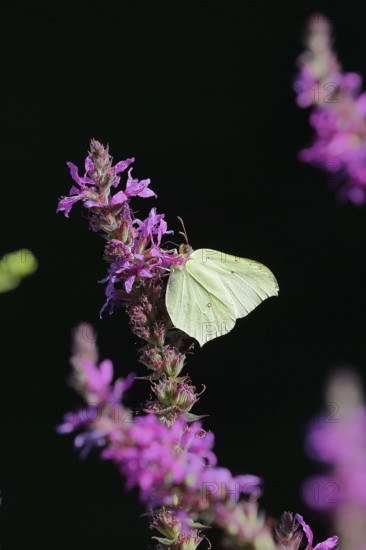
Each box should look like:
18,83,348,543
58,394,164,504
165,245,279,346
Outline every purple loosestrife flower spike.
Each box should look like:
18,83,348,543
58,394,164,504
58,141,309,549
58,144,198,459
58,323,277,547
302,369,366,549
295,14,366,204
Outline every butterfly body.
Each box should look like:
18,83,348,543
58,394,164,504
166,248,279,346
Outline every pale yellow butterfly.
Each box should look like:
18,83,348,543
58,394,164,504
166,244,279,346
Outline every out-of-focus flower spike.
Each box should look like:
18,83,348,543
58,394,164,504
295,14,366,204
302,367,366,548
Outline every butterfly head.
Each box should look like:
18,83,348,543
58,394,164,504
179,243,193,256
169,218,193,271
169,244,193,273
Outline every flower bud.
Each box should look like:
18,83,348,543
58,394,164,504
153,321,166,347
151,507,181,542
138,347,163,372
176,531,205,550
89,139,112,173
163,347,186,378
274,512,303,550
153,379,197,412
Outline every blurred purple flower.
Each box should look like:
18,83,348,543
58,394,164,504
295,14,366,204
301,369,366,548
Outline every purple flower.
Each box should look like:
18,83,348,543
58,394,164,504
149,245,184,269
124,255,155,293
57,193,86,217
295,14,366,205
83,359,113,399
102,168,157,207
112,158,136,186
102,253,156,300
295,514,338,550
57,355,134,455
180,421,216,466
135,207,171,246
102,415,217,505
125,168,156,199
302,370,366,547
68,160,96,187
57,161,99,217
103,240,132,263
57,150,146,217
301,474,342,511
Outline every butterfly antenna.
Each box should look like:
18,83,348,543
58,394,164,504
177,216,189,244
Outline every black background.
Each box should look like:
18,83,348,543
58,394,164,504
1,0,366,548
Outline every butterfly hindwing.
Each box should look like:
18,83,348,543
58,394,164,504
166,266,236,345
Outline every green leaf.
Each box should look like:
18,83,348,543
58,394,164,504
186,519,211,529
185,413,209,422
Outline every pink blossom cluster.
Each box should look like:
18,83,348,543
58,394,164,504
57,139,181,313
295,14,366,204
59,324,266,547
60,324,337,549
302,369,366,549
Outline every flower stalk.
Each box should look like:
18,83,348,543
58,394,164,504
57,140,338,548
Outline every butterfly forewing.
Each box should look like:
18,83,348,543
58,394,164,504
191,249,279,318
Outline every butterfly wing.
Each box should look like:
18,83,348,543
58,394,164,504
189,249,279,319
165,265,237,346
166,248,279,346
